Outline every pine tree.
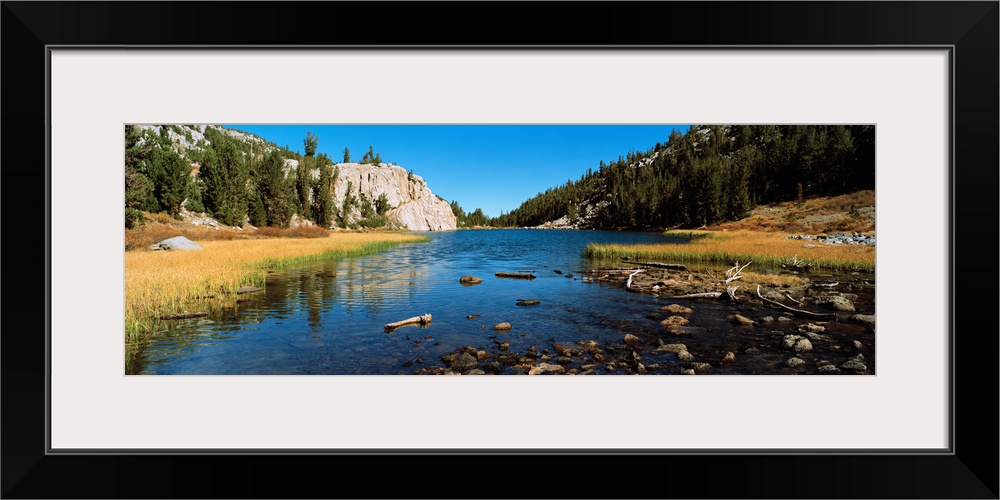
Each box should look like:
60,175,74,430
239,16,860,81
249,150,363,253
303,131,318,157
343,146,351,163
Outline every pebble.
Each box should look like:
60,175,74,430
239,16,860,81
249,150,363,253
722,352,736,363
786,357,806,367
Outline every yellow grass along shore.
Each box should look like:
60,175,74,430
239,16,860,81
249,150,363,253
583,230,875,272
125,232,428,371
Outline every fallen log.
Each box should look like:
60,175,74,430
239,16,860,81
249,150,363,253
495,272,536,279
633,262,689,271
671,286,740,302
756,286,837,321
384,314,432,332
160,312,208,320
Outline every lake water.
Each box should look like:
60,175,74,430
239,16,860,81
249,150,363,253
135,229,875,375
137,229,683,374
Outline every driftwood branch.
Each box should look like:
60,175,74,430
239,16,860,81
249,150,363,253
672,288,740,302
495,272,536,279
756,286,837,321
633,262,689,271
724,261,752,285
384,314,432,332
672,292,724,299
784,293,803,305
625,269,644,291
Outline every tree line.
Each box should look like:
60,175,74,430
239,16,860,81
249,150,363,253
486,125,875,229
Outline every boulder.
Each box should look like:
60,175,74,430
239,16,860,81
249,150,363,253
782,334,813,352
817,295,855,312
849,314,876,326
449,352,478,371
528,363,565,375
492,322,512,331
149,236,202,251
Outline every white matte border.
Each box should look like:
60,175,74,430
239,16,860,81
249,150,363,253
50,50,949,450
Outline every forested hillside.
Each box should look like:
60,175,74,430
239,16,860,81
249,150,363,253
489,125,875,229
124,125,455,231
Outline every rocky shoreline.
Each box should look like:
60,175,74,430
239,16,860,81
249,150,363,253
403,263,875,376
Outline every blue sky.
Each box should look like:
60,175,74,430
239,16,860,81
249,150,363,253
224,124,688,218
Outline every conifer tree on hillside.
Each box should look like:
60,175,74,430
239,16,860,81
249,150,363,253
199,138,249,226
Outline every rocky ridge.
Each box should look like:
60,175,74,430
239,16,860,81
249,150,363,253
326,162,456,231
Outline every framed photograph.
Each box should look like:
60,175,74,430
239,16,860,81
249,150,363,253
4,2,996,498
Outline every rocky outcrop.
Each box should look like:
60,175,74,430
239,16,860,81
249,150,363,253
327,163,456,231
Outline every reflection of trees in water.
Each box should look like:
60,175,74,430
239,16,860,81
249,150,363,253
331,252,431,319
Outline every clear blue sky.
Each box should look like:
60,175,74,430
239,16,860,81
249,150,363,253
223,124,688,219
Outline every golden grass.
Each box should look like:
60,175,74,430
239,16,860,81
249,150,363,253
584,230,874,272
125,232,428,372
708,190,876,233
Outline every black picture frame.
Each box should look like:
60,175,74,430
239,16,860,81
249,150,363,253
3,2,997,498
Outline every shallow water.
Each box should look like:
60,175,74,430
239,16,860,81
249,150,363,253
135,229,875,375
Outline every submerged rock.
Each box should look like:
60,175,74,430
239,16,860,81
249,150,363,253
450,352,478,371
660,304,693,315
492,322,512,331
730,314,755,326
676,351,695,362
624,334,641,344
652,343,687,355
459,276,483,285
660,316,689,327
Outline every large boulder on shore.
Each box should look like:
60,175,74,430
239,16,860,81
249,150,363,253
149,236,202,251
